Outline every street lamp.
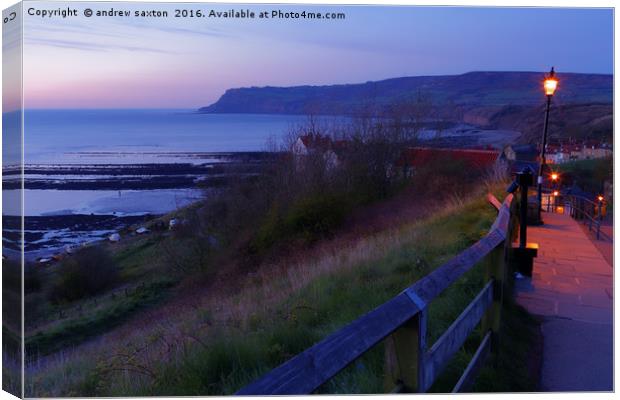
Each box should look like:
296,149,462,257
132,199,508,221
537,67,558,223
596,195,605,239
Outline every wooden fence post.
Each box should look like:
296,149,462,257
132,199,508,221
384,309,427,393
482,243,506,364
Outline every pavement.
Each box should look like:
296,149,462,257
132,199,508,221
515,211,613,392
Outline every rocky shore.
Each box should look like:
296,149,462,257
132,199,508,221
2,151,273,258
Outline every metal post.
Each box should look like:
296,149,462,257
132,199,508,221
518,173,531,249
510,167,537,277
597,200,603,240
537,94,552,223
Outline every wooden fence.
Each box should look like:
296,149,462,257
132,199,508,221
237,193,518,395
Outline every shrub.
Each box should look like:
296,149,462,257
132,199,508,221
25,263,42,294
251,193,349,254
283,194,348,242
250,203,284,253
2,259,22,349
49,247,119,303
558,157,612,194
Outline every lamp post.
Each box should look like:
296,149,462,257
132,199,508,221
536,67,558,223
597,195,604,239
549,172,559,212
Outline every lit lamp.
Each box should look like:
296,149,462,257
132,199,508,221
597,195,605,223
549,172,560,211
536,67,558,224
544,72,558,96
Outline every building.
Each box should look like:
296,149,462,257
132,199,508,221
396,147,501,177
545,140,612,164
546,145,570,164
292,134,343,171
581,141,613,160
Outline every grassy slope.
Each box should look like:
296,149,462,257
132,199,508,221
26,187,540,396
25,233,179,357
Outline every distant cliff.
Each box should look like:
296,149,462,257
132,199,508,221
199,71,612,115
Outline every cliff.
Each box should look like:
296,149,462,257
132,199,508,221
199,71,612,115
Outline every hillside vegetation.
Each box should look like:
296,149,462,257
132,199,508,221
22,183,539,396
15,117,541,396
487,102,613,143
557,157,613,196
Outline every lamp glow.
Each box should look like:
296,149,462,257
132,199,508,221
544,67,558,96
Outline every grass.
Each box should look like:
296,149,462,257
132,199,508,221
24,233,178,358
472,299,541,392
25,186,540,396
26,279,175,357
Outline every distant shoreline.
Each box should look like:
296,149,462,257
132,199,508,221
2,152,274,258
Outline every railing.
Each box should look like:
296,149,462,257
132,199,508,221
237,193,517,395
566,194,607,241
541,188,559,213
542,189,607,240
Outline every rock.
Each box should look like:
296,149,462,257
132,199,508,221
136,227,150,234
169,218,178,229
109,233,121,242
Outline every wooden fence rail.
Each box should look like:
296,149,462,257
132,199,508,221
236,193,516,395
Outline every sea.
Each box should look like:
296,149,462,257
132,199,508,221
2,109,321,257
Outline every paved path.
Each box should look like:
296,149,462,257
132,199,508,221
515,211,613,392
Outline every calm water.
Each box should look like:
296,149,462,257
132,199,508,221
3,110,327,254
23,109,315,163
7,110,321,216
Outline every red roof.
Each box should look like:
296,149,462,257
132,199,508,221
397,147,500,170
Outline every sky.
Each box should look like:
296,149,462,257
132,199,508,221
9,2,615,109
